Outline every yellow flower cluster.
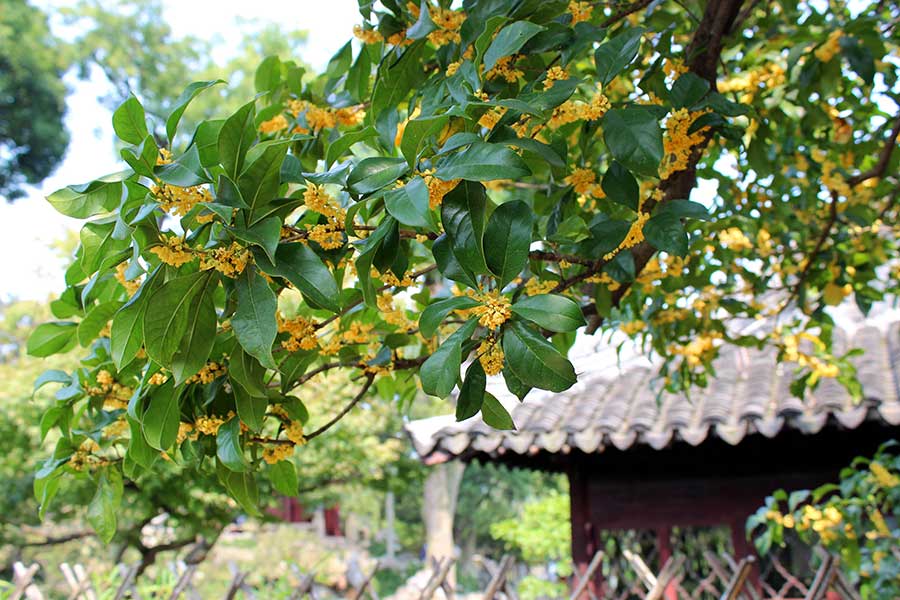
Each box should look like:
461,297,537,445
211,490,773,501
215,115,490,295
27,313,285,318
303,184,347,250
200,242,251,278
478,106,508,130
377,291,413,329
543,66,569,90
343,321,375,344
151,236,196,267
115,262,142,296
821,159,851,198
445,61,461,77
662,59,688,79
564,167,605,198
373,267,415,287
422,171,460,208
620,320,646,335
718,63,785,102
486,55,524,83
427,6,465,47
478,339,504,376
195,413,232,436
148,372,169,386
718,227,752,251
287,99,365,131
187,361,227,384
259,114,289,134
262,443,294,464
548,86,611,128
353,24,383,44
870,462,900,488
567,0,592,25
781,332,839,383
87,369,133,410
278,313,319,352
472,290,512,330
814,29,843,63
603,210,650,261
659,108,710,179
525,278,558,296
69,439,105,472
668,333,720,366
822,281,852,306
285,420,306,445
176,422,198,444
151,182,213,217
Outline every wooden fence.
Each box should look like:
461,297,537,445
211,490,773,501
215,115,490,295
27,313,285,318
4,548,860,600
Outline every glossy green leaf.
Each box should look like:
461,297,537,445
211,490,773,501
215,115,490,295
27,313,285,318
401,115,449,167
348,157,410,195
233,268,278,370
222,470,259,514
384,177,438,231
420,318,478,398
143,272,216,367
218,100,257,179
239,140,290,221
502,321,576,392
325,125,378,167
441,180,489,275
230,216,281,264
166,80,225,143
27,322,77,357
141,380,181,451
435,142,531,182
255,55,282,93
669,72,710,108
483,21,545,72
268,460,298,496
484,200,533,288
233,380,269,432
171,273,217,384
87,466,123,543
216,417,248,472
77,301,122,347
112,95,148,145
601,161,639,211
419,296,480,339
511,294,586,332
602,107,664,178
47,173,125,219
456,360,486,421
594,27,644,85
481,392,515,430
253,243,342,313
643,212,688,256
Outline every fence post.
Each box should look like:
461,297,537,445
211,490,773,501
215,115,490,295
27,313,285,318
568,551,603,600
168,564,198,600
719,556,755,600
351,560,381,600
420,557,455,600
482,555,514,600
11,562,43,600
804,554,837,600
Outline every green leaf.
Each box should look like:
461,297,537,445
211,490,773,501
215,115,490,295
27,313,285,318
483,21,545,72
27,322,77,357
401,115,449,167
325,126,378,168
669,72,710,109
474,16,509,75
80,220,129,275
47,173,125,218
194,119,225,167
371,41,426,119
643,212,688,256
33,369,70,395
384,177,438,231
110,270,160,369
77,301,122,347
502,367,531,401
87,467,123,543
435,142,531,182
502,321,576,392
171,273,218,384
233,268,278,370
217,417,248,472
481,392,515,430
239,140,290,222
420,296,480,339
253,244,342,314
407,0,436,39
229,346,269,397
456,360,486,421
511,294,586,332
841,35,875,85
166,80,225,143
222,470,259,515
219,100,257,179
602,107,664,178
155,144,209,187
268,460,298,496
141,380,181,451
420,319,479,397
484,200,533,288
255,55,282,93
230,216,281,264
594,27,644,85
655,198,711,220
601,161,639,211
441,180,489,274
112,95,148,145
233,380,269,432
433,234,479,289
126,416,159,470
143,272,216,367
348,157,410,195
121,135,158,177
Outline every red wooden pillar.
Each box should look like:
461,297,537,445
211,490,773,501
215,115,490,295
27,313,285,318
730,516,761,594
324,505,342,536
569,469,600,598
656,526,678,600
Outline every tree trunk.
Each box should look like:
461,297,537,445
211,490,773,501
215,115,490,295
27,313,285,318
422,462,465,586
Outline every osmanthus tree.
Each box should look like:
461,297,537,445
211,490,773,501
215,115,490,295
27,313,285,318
28,0,900,538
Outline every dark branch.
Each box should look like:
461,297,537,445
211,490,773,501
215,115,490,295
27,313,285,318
305,374,376,440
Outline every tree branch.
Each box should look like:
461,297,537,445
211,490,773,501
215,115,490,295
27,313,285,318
305,374,376,440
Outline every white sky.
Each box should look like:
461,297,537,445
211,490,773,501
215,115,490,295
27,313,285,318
0,0,361,302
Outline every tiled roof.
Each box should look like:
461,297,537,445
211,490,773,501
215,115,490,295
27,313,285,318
406,312,900,464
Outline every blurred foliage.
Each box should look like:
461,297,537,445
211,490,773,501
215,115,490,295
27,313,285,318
0,0,70,200
749,441,900,599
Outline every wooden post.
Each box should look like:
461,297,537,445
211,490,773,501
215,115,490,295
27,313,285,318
568,469,599,599
11,562,43,600
568,551,603,600
656,526,677,600
384,492,397,562
483,555,514,600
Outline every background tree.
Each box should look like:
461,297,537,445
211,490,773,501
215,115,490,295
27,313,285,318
0,0,70,201
29,0,900,544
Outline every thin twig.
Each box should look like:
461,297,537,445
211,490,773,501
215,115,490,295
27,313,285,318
305,374,376,440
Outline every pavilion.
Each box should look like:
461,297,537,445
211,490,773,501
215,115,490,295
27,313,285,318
406,306,900,595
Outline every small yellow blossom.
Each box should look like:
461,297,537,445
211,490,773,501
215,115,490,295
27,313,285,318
478,339,504,376
200,242,251,278
187,361,227,384
659,108,710,179
814,29,842,63
150,236,196,267
115,262,142,296
259,114,289,134
353,24,383,44
478,106,508,130
472,290,511,330
151,182,213,217
486,55,524,83
567,0,592,25
263,443,294,464
718,227,752,251
278,313,319,352
870,462,900,488
543,66,569,90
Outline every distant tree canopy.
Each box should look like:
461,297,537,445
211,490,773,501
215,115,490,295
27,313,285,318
0,0,70,201
30,0,900,542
